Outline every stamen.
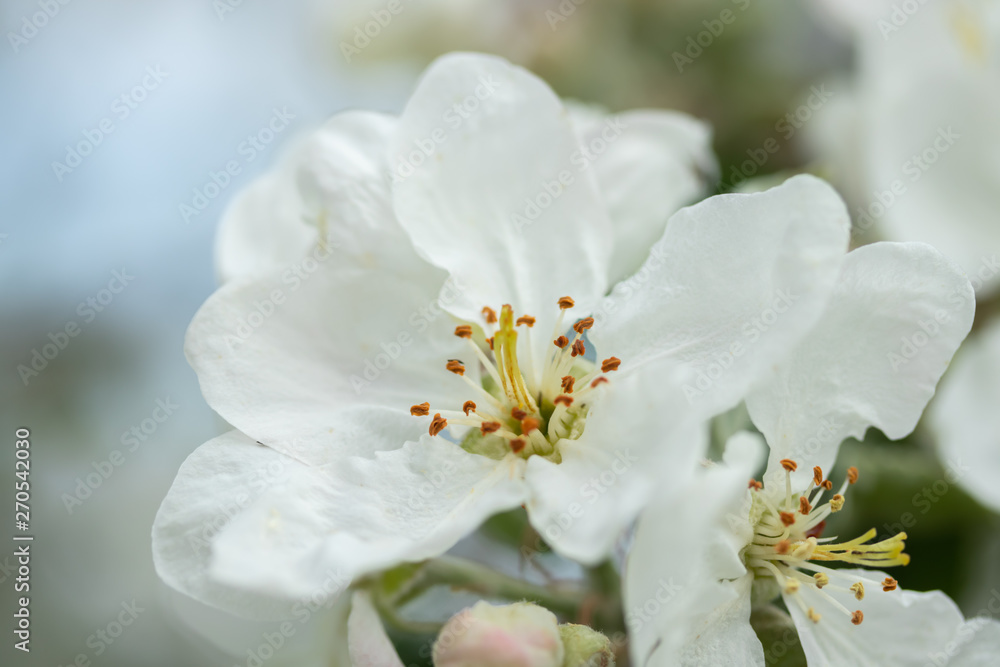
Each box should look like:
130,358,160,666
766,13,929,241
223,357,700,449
557,296,575,310
510,438,526,454
807,608,821,624
780,512,796,527
480,421,502,435
822,480,833,491
851,611,864,625
850,582,865,600
446,360,466,376
829,495,845,512
410,402,430,416
482,307,498,325
570,339,586,357
799,497,813,515
780,459,798,472
454,325,473,338
516,315,536,327
487,337,494,351
601,357,621,373
847,467,859,485
429,414,448,436
462,401,477,416
784,579,801,594
561,375,576,393
813,467,823,487
554,336,569,349
511,407,527,420
572,318,594,334
882,577,898,592
775,540,791,554
554,395,574,407
500,307,539,410
521,417,541,434
749,479,763,491
590,377,609,388
813,573,829,588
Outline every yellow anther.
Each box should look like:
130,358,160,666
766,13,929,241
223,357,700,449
829,494,845,512
851,582,865,601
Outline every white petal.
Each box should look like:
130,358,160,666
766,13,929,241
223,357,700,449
296,111,433,272
592,174,850,419
788,571,969,667
185,249,467,465
348,591,404,667
523,364,706,565
948,618,1000,667
930,318,1000,512
673,575,765,667
209,437,528,599
215,163,315,284
390,52,613,360
568,107,718,284
748,242,975,488
216,111,414,285
626,432,766,666
152,431,331,619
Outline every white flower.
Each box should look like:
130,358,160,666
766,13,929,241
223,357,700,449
930,317,1000,513
154,52,854,617
807,0,1000,296
347,591,405,667
625,241,989,665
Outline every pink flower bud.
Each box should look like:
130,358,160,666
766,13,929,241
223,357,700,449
432,601,564,667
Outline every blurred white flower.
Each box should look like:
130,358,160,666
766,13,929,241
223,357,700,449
154,53,854,618
625,242,982,665
808,0,1000,296
931,318,1000,513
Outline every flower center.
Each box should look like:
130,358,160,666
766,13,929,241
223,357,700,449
744,461,909,627
410,297,621,461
